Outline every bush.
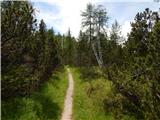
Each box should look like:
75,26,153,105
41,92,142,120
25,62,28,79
79,67,103,81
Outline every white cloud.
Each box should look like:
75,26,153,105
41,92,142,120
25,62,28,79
121,21,131,38
31,0,103,37
31,0,158,38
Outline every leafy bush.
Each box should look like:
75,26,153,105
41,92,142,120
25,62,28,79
79,67,103,81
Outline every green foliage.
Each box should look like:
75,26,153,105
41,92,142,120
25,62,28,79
79,67,103,81
77,31,96,67
1,1,36,72
2,1,160,119
1,1,61,99
110,20,122,44
105,9,160,119
63,29,77,66
79,5,160,119
81,3,109,68
2,68,68,120
72,68,114,120
72,67,135,120
74,5,160,119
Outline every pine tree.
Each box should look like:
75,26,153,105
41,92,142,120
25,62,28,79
81,3,108,68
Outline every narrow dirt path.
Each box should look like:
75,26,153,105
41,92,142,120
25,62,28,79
61,68,74,120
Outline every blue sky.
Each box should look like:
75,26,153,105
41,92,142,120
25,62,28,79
30,0,160,38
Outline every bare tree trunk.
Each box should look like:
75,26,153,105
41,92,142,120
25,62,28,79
97,25,103,66
91,41,103,68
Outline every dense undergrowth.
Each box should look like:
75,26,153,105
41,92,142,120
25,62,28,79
1,68,68,120
72,67,136,120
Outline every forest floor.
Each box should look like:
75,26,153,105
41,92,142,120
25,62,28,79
61,68,74,120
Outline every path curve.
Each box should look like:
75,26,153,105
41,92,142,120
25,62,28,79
61,68,74,120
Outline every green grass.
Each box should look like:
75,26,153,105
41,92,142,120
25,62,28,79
2,66,136,120
1,67,68,120
71,68,114,120
71,67,136,120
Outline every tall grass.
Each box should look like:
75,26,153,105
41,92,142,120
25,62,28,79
1,68,68,120
71,67,136,120
71,68,114,120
